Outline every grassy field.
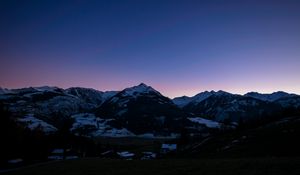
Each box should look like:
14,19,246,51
3,157,300,175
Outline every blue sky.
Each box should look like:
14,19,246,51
1,0,300,97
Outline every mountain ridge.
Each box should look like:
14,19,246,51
1,84,299,100
1,83,299,137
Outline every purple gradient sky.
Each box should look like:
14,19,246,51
1,0,300,98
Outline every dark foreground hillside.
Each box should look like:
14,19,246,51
3,157,300,175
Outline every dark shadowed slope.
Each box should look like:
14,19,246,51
3,158,300,175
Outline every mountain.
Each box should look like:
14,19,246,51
96,83,188,135
0,87,13,95
173,90,231,108
173,90,300,123
183,92,281,122
65,87,118,106
0,86,93,117
275,96,300,108
1,84,299,137
0,86,119,116
244,91,297,102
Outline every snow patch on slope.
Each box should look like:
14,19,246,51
173,90,233,108
188,117,221,128
70,113,134,137
18,114,57,133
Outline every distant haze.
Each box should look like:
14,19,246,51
1,0,300,98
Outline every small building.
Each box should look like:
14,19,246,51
161,144,177,154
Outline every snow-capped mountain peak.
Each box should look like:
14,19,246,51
121,83,160,97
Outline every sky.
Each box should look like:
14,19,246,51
0,0,300,98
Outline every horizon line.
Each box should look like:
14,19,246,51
1,83,299,99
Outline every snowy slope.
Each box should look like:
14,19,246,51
119,83,162,97
65,87,117,106
188,117,221,128
99,83,173,115
0,86,118,118
173,90,232,108
18,114,57,133
183,93,280,122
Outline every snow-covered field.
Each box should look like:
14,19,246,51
70,113,134,137
117,151,135,158
188,117,221,128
